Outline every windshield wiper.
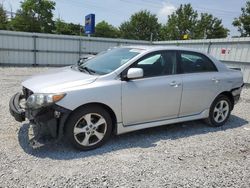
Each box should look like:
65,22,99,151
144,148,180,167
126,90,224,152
78,66,96,75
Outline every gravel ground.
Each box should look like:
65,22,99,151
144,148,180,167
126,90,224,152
0,67,249,188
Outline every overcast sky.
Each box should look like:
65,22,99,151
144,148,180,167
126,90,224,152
2,0,248,36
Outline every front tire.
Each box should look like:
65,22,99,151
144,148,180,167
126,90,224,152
206,95,232,127
65,105,112,150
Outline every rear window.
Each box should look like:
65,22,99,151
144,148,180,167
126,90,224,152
180,52,217,73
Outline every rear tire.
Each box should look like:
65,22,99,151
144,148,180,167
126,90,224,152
65,105,112,150
206,95,232,127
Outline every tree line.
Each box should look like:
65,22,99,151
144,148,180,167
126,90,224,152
0,0,249,40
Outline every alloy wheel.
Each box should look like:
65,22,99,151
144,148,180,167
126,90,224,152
213,100,229,123
73,113,107,146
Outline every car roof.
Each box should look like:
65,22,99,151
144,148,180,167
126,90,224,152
122,45,204,54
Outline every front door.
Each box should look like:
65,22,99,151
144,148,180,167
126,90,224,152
121,51,182,126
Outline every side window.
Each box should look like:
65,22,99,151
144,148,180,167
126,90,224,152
132,51,177,77
180,52,217,73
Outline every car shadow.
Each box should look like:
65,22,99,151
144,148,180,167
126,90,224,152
18,115,248,160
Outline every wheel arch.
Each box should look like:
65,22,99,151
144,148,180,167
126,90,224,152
215,91,234,110
63,102,118,134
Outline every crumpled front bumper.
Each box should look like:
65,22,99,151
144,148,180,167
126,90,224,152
9,92,25,122
9,92,71,142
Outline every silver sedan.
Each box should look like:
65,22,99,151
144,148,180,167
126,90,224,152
9,46,244,150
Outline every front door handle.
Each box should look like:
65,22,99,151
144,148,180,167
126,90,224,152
211,77,220,83
170,81,181,87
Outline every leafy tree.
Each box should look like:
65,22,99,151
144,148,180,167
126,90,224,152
10,0,55,33
119,21,133,39
94,21,120,38
9,9,41,32
55,19,83,35
120,10,161,40
0,5,8,30
160,4,228,40
196,13,228,39
160,4,198,40
67,23,83,35
233,1,250,37
54,19,70,34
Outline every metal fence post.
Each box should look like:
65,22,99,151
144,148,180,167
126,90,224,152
207,41,212,54
79,38,82,58
32,35,37,66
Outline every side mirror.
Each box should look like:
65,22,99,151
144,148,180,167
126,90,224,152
127,68,143,79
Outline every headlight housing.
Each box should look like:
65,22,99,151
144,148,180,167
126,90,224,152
26,93,66,109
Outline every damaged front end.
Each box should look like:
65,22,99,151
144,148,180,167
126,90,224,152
9,87,71,147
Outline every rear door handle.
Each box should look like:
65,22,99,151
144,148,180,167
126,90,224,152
170,81,181,87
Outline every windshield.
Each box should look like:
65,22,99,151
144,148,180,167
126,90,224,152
78,48,141,75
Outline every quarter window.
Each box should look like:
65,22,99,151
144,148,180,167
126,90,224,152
132,51,177,77
180,52,217,73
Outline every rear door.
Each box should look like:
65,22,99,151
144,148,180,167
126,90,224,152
121,51,183,125
178,51,222,117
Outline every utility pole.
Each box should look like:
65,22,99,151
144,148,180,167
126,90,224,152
79,23,81,36
3,2,15,20
9,3,13,19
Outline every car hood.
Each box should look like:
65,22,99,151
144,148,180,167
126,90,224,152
22,66,98,93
